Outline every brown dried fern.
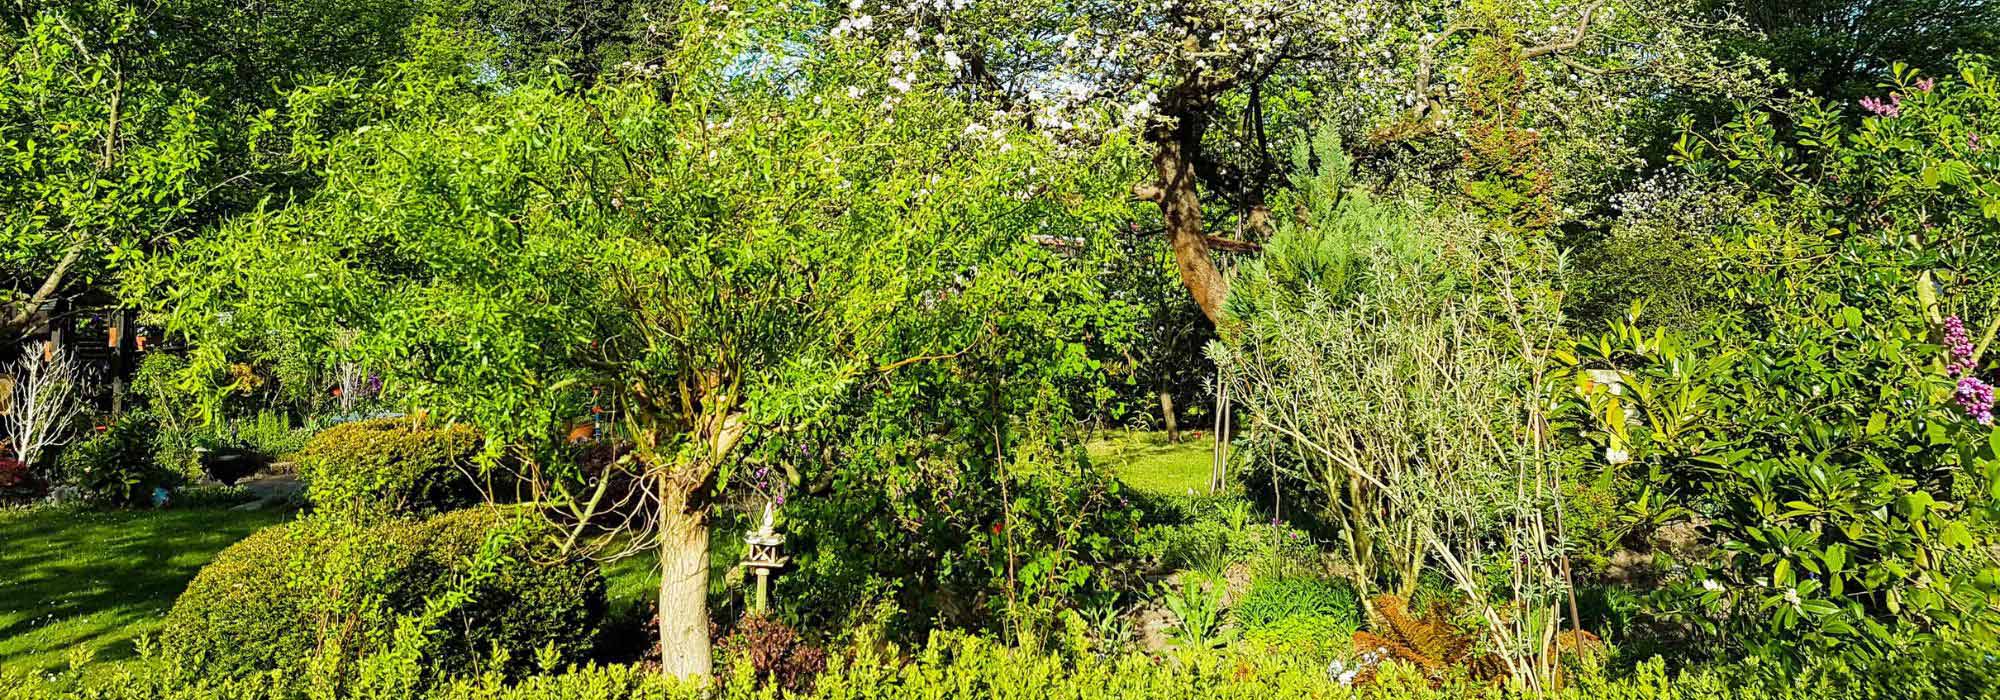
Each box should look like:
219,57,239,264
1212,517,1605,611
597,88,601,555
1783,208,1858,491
1349,594,1503,686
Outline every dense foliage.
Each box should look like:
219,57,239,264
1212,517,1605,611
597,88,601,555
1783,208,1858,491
1566,59,2000,655
5,0,2000,694
9,632,2000,700
295,416,485,519
162,507,605,687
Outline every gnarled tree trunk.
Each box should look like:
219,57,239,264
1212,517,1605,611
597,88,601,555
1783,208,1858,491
646,386,746,682
657,484,712,680
1147,128,1230,327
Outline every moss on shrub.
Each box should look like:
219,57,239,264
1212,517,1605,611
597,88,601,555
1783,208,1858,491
161,506,606,683
296,416,485,518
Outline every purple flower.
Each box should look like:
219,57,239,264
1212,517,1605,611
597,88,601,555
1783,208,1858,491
1942,317,1993,424
1957,375,1995,425
1860,94,1902,117
1945,315,1976,375
1916,77,1936,93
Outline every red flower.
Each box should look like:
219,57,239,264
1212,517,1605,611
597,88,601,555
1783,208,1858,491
990,521,1004,534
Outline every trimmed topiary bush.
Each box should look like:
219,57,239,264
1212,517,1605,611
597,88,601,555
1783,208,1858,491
161,506,606,684
402,507,608,675
296,416,485,518
156,521,317,677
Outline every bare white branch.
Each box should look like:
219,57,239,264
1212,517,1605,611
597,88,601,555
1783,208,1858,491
3,342,86,471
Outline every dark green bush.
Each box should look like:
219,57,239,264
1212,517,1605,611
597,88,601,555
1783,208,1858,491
57,412,176,505
296,416,484,517
1231,571,1361,632
161,506,606,683
405,507,608,675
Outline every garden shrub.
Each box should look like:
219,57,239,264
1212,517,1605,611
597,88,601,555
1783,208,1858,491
232,409,315,460
718,613,828,694
11,632,2000,700
1571,61,2000,654
170,484,259,508
1133,495,1283,573
132,353,221,483
0,454,33,494
161,506,605,684
158,522,316,678
295,416,485,518
1135,521,1233,573
56,412,176,505
406,507,608,676
779,396,1143,642
1232,571,1361,632
1241,613,1354,661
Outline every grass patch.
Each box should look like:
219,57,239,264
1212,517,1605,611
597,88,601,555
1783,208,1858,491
1087,430,1222,497
0,505,293,673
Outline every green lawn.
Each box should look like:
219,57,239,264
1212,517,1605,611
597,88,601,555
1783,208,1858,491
0,505,292,673
1086,430,1221,497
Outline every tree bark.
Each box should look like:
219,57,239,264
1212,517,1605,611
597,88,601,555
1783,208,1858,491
657,487,712,680
1157,388,1179,443
1144,114,1231,327
4,242,87,339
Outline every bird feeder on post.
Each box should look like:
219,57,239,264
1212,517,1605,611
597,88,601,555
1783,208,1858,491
742,501,788,614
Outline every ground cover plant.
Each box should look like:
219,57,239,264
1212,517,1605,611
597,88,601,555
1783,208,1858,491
4,0,2000,696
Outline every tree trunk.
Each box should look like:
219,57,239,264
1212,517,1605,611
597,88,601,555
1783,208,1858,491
1158,388,1179,443
1145,113,1230,327
1209,379,1229,493
657,490,712,680
4,242,86,340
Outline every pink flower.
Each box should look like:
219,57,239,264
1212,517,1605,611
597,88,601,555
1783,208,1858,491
1860,94,1902,117
1916,77,1936,93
